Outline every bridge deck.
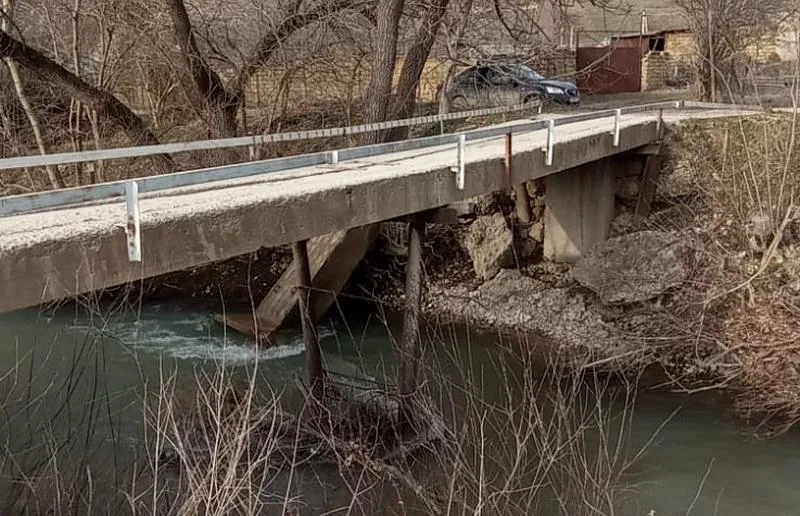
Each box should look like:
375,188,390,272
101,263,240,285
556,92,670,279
0,108,755,313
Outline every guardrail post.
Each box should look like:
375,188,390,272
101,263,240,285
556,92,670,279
657,108,664,138
613,108,622,147
545,119,555,166
328,150,339,165
452,134,466,190
504,132,513,188
125,181,141,263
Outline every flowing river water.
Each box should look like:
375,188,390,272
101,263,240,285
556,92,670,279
1,302,799,515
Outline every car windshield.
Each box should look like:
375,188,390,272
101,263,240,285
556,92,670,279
512,65,544,82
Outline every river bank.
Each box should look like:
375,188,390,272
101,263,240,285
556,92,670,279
394,114,800,435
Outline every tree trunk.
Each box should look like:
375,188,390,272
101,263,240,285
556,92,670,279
0,31,171,172
362,0,406,145
438,0,474,115
292,240,325,400
398,215,426,409
387,0,450,141
165,0,239,137
4,60,65,189
2,0,64,189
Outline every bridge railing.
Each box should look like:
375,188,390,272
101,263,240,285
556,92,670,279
0,102,542,172
0,100,762,221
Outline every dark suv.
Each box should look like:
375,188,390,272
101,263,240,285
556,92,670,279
445,64,580,109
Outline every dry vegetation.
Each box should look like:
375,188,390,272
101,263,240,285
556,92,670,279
631,111,800,435
0,0,583,195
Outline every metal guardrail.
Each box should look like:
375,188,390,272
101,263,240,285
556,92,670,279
0,101,672,219
0,100,762,223
0,99,762,263
0,102,540,172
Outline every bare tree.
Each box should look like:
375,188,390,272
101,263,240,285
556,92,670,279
165,0,369,138
674,0,795,101
387,0,451,141
2,0,64,189
361,0,406,144
0,31,165,146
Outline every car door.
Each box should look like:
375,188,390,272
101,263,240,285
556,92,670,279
468,67,493,108
451,68,485,111
486,66,522,107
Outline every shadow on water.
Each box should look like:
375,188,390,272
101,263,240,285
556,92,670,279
1,302,800,514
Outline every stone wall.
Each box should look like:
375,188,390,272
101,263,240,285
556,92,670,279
666,32,696,62
641,52,672,91
245,56,449,112
244,50,578,113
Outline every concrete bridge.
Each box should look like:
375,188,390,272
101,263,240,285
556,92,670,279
0,101,758,335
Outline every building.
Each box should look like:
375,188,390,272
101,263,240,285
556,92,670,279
570,0,799,94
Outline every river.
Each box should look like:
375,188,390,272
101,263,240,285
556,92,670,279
1,302,799,515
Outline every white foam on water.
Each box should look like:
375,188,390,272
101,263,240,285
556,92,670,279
98,310,337,365
64,305,339,365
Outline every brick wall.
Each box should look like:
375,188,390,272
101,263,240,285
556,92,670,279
533,49,577,78
245,56,450,112
244,50,577,113
666,32,697,62
667,28,790,65
641,51,672,91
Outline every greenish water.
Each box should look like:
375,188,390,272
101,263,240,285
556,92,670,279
1,303,800,515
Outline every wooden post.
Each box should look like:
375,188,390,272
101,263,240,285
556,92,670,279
506,132,532,224
398,214,426,401
292,239,324,399
635,145,664,218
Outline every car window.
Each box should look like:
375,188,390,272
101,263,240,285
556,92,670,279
456,69,476,85
475,67,493,87
488,67,514,85
512,65,544,82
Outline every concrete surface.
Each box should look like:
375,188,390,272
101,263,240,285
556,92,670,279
544,158,616,263
215,224,378,340
0,109,757,314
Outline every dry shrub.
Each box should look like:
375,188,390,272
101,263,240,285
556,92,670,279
656,113,800,433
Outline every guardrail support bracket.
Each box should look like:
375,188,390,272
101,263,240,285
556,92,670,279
125,181,142,263
544,119,555,166
450,134,466,190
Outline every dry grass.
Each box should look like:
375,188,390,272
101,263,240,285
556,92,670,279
641,111,800,434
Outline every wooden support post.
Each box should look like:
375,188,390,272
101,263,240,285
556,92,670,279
292,239,324,399
506,131,533,224
635,145,664,218
504,132,513,189
514,185,533,225
398,214,426,402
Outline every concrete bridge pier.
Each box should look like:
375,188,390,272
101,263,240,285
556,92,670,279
543,157,616,264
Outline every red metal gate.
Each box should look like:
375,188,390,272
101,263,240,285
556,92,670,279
576,46,642,94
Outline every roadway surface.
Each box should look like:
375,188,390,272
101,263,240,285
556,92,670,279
0,108,758,313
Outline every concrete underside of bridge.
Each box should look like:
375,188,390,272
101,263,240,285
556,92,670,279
214,225,379,342
0,120,663,315
543,158,616,263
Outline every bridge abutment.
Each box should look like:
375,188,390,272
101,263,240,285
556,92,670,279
543,158,616,263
